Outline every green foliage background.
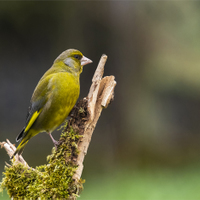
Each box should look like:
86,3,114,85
1,1,200,199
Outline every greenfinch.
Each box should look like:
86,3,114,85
12,49,92,158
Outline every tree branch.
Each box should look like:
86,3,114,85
73,54,116,182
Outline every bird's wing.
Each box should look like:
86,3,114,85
25,100,45,132
16,74,54,142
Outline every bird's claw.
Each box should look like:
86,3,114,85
53,140,61,150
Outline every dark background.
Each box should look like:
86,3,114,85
1,2,200,199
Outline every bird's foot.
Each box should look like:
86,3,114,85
53,140,62,150
48,132,61,150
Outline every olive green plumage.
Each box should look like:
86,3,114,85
12,49,92,157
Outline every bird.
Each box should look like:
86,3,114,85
12,49,92,158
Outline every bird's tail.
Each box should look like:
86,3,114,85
11,130,32,159
12,140,29,158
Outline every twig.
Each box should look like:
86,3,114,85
0,139,29,167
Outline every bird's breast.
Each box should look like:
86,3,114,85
48,72,80,108
38,72,80,132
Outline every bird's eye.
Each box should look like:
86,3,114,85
74,54,82,60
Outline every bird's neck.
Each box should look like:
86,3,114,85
52,61,81,77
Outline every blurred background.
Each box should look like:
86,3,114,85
1,1,200,199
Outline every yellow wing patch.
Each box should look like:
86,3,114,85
24,110,42,133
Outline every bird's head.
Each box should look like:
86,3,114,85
54,49,92,74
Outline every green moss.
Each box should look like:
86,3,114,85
0,121,84,199
78,107,85,114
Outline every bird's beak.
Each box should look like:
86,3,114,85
81,56,93,66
